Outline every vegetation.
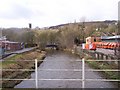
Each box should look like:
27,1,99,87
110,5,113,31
83,54,119,80
2,49,46,88
1,20,117,50
0,20,118,87
87,61,119,80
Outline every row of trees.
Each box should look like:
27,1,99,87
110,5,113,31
1,21,117,50
1,26,81,49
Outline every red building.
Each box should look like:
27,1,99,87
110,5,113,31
0,37,22,51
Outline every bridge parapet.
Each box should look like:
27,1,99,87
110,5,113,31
45,44,59,50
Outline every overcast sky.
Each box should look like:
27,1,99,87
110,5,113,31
0,0,119,28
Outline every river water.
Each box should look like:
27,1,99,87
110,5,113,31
15,50,117,88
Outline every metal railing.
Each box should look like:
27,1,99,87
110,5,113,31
1,59,120,88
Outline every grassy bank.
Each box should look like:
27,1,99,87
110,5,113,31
86,58,119,80
83,53,120,85
69,46,119,80
2,49,46,88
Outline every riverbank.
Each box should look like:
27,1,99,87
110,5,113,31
2,49,46,88
64,46,119,84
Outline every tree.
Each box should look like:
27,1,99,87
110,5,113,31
47,31,58,45
36,31,48,50
57,23,81,48
21,30,35,47
2,29,19,41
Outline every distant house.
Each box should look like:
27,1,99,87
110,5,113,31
0,37,22,51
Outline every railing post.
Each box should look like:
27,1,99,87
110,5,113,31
82,58,85,88
35,59,38,88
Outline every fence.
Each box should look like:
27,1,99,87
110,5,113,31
1,58,120,88
75,46,119,60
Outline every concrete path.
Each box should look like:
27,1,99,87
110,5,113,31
0,47,36,60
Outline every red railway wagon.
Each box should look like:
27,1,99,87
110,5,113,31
103,42,110,49
101,35,120,49
93,42,120,49
109,42,120,49
85,36,120,50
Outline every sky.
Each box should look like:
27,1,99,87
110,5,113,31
0,0,119,28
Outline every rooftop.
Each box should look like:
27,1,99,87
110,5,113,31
101,35,120,39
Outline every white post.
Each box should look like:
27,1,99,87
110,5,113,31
35,59,38,88
82,58,85,88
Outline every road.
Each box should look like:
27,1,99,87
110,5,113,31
15,51,117,88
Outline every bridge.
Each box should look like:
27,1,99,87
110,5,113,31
45,44,59,50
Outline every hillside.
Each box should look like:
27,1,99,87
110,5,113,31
48,20,117,38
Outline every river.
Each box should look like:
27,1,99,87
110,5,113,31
15,50,117,88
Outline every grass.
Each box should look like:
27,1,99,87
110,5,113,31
81,51,120,80
5,54,23,61
72,46,119,80
2,49,46,88
0,62,2,69
2,50,45,68
2,54,23,68
86,59,119,80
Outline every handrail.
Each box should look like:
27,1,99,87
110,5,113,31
1,59,120,88
1,59,120,61
1,69,120,72
1,79,120,82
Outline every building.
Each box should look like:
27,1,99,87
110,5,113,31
0,37,23,51
101,35,120,42
86,36,101,44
